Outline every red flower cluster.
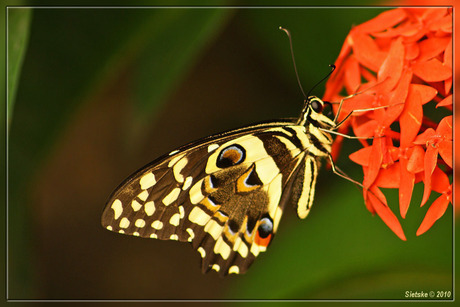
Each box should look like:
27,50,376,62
323,8,452,240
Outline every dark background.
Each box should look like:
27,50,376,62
6,5,453,302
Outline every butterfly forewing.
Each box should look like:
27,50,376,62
102,101,334,276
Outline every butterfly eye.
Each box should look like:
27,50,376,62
216,144,246,168
310,98,324,113
257,216,274,239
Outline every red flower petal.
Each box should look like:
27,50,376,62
443,38,452,68
407,145,425,173
374,162,400,188
416,36,451,62
421,145,439,206
436,95,452,108
384,69,413,127
404,7,430,19
416,193,450,236
340,93,375,119
378,37,405,92
353,117,378,139
367,186,407,240
350,31,386,72
400,85,423,147
437,115,452,140
413,128,436,145
373,93,391,124
410,84,437,105
349,146,372,166
427,13,453,32
344,55,362,94
443,38,453,94
444,77,452,96
355,8,407,34
415,172,424,184
399,158,415,218
363,137,384,188
374,22,419,39
363,186,376,214
401,26,427,44
412,58,452,82
438,140,453,168
431,167,450,194
360,67,377,83
404,42,419,60
422,8,450,25
382,136,396,168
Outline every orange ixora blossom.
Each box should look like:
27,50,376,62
323,7,452,240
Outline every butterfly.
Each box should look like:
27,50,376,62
101,94,343,276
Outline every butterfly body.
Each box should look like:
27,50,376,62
102,96,334,276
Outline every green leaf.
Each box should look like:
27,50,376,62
7,8,32,126
126,8,234,145
133,8,233,121
8,8,232,298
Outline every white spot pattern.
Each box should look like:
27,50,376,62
169,213,180,226
111,199,123,220
182,176,193,190
186,228,195,242
189,206,210,226
163,187,180,206
228,265,240,274
151,220,163,230
212,264,220,272
197,247,206,258
214,236,231,260
119,217,130,229
204,219,223,240
144,201,155,216
173,157,188,183
139,172,156,190
131,200,142,212
137,190,149,201
135,219,146,228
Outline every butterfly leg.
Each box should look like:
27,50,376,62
328,154,363,188
333,104,402,130
319,127,374,140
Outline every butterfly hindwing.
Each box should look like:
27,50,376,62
101,121,324,276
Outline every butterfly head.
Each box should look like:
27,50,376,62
298,96,335,129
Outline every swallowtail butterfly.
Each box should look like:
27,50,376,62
101,28,353,276
101,94,342,276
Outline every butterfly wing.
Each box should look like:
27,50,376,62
101,121,317,276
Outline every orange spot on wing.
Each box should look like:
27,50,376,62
254,232,272,248
223,149,241,163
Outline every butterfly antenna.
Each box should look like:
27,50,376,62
306,64,336,98
279,26,307,99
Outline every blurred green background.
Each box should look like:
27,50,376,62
6,4,453,302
